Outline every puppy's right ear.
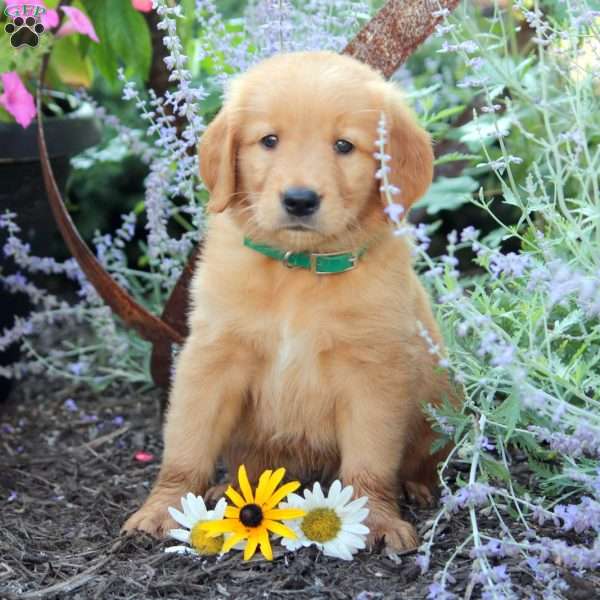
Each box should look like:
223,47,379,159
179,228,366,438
199,108,237,213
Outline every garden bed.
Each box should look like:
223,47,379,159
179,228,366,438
0,375,596,600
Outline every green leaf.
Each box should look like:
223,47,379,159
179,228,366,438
480,455,511,483
434,152,481,166
424,105,466,126
413,176,479,215
106,0,151,80
491,392,521,441
82,0,151,84
49,36,93,87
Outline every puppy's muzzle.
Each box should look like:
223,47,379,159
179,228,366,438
281,187,321,217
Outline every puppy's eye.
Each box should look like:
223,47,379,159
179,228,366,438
334,139,354,154
260,134,279,149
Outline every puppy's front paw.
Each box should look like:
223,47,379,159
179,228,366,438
122,497,178,537
366,513,418,552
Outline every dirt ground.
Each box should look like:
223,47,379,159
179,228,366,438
1,376,598,600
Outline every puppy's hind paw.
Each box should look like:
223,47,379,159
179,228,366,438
402,480,437,508
204,482,230,507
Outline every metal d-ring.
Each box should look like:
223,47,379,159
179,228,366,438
282,250,296,269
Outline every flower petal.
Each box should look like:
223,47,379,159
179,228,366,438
200,519,241,536
257,467,285,506
58,6,99,42
340,496,369,513
342,522,370,535
168,506,194,529
328,480,342,500
343,508,369,523
0,72,36,129
221,530,248,553
281,537,303,551
243,534,259,560
337,484,354,507
41,9,59,29
258,528,273,561
263,480,301,510
164,545,198,555
225,506,240,519
312,482,325,503
253,469,273,506
264,519,297,540
264,507,306,521
339,530,366,550
237,465,254,504
323,539,354,561
225,485,246,508
168,528,191,543
132,0,153,12
212,498,228,519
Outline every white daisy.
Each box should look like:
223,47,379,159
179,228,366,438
280,480,369,560
165,493,227,556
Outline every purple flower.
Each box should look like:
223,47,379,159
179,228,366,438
63,398,78,412
415,553,430,573
383,203,404,222
427,582,456,600
478,436,495,451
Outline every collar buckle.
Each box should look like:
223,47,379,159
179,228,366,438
310,251,358,275
282,250,297,269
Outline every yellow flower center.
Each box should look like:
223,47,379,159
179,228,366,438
301,508,341,543
190,522,223,555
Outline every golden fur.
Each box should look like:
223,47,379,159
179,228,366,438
123,51,456,551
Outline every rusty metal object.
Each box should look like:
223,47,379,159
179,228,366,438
36,54,184,350
343,0,460,77
149,244,201,388
38,0,460,389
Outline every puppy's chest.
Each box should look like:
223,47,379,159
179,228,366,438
246,300,339,437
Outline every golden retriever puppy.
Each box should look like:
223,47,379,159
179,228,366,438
123,51,455,551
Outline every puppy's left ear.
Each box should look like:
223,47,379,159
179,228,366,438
378,84,434,210
199,107,237,213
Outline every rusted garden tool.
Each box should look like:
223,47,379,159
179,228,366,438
37,0,460,389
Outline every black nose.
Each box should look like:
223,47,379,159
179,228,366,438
281,187,320,217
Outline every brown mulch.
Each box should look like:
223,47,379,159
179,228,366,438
0,376,597,600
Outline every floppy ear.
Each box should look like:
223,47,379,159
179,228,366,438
380,85,434,210
199,108,237,213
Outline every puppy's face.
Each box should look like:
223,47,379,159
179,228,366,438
200,52,433,251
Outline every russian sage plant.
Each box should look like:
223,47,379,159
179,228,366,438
377,2,600,597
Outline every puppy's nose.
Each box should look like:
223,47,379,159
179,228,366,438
281,187,320,217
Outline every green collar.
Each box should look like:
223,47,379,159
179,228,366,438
243,237,367,275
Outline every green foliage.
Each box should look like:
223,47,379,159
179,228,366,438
80,0,152,86
414,175,480,214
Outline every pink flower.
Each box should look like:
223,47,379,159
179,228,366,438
57,6,99,43
134,451,155,463
41,9,59,29
132,0,153,12
0,72,36,128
